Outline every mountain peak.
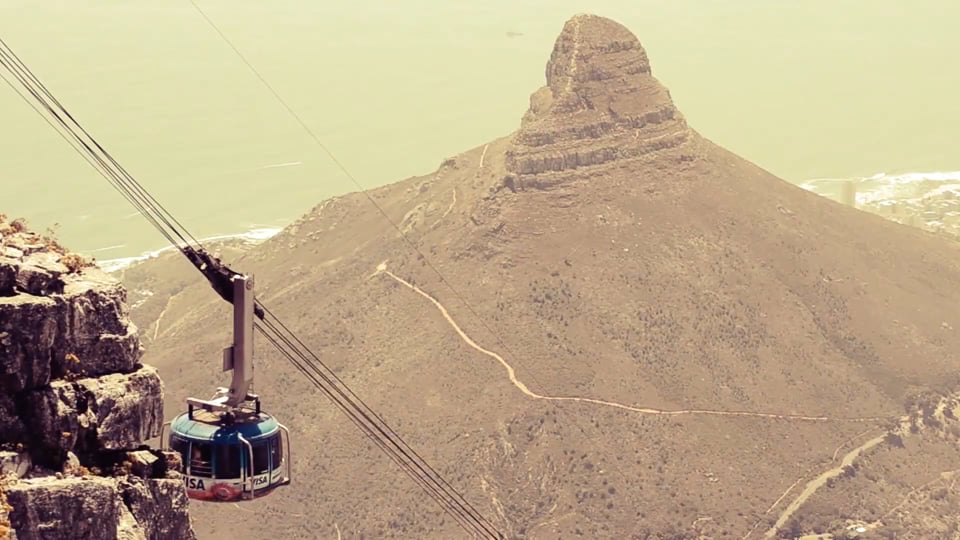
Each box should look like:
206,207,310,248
545,14,652,101
507,14,691,183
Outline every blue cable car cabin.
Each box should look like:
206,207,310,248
166,403,291,502
156,275,291,502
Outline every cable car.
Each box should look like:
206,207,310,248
160,273,291,501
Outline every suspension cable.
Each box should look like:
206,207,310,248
5,38,201,248
255,304,502,538
0,34,504,540
0,46,181,250
255,318,500,539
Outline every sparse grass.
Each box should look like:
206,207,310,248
62,353,87,381
0,215,92,272
786,393,960,537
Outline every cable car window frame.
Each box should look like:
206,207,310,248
214,444,242,479
170,435,190,466
189,442,213,476
269,434,282,470
251,440,271,476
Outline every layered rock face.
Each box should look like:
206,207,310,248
0,217,195,540
505,14,692,187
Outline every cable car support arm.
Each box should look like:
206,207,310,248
182,246,265,321
187,273,258,413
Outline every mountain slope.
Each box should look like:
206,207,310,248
141,13,960,539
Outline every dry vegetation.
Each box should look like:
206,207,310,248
785,393,960,539
0,214,92,273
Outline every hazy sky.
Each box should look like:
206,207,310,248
1,1,957,253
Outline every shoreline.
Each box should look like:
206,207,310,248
93,226,283,273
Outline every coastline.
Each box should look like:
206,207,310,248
94,226,283,273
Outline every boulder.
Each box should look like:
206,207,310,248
24,366,164,461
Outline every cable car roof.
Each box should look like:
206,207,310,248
171,410,280,443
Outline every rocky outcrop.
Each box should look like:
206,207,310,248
4,475,194,540
505,14,693,187
0,216,195,540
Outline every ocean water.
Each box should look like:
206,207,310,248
2,1,958,265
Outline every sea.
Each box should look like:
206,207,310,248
2,1,957,272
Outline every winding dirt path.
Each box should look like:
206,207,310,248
761,434,887,538
441,189,456,219
371,262,887,423
152,294,177,341
851,468,960,536
743,428,880,539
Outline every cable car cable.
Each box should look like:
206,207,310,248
253,308,503,538
0,38,201,251
1,38,260,318
0,36,505,540
0,46,180,250
253,319,483,532
254,304,503,538
254,322,493,539
254,311,503,539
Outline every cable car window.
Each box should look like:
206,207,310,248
190,443,212,476
170,435,189,465
252,441,270,475
269,435,282,469
214,444,241,479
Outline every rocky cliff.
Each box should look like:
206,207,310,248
0,216,195,540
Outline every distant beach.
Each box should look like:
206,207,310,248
96,226,282,273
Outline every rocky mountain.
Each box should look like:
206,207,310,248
127,13,960,540
0,216,196,540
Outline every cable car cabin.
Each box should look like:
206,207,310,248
163,404,291,502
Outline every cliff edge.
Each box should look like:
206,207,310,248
0,216,195,540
